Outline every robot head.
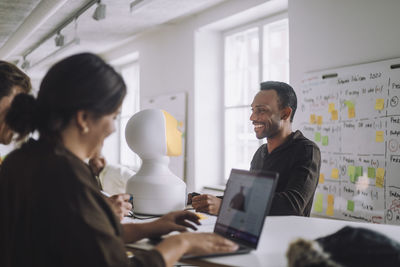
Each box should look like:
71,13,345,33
125,109,182,159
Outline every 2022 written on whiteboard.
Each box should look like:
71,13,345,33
297,58,400,225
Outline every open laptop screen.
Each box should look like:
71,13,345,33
214,169,278,249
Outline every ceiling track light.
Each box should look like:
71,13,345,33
130,0,145,12
54,31,65,47
21,57,30,70
93,1,106,21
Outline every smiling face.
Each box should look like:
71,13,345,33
250,90,283,140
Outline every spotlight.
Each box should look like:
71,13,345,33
54,32,65,47
93,2,106,21
130,0,145,12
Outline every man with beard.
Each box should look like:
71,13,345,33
191,81,321,217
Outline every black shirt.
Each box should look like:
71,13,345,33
0,138,165,267
250,130,321,216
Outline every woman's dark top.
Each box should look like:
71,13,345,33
0,138,164,267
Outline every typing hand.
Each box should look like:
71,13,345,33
191,194,221,215
106,193,133,221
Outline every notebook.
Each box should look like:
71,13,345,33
182,168,279,259
126,168,279,259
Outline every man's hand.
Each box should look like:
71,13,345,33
191,194,221,215
149,210,201,238
106,193,132,221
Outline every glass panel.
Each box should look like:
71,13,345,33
120,62,140,169
263,19,289,82
224,27,259,107
224,107,261,179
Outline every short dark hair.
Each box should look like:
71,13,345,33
0,61,31,98
6,53,126,142
260,81,297,122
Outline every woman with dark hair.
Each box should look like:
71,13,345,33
0,53,237,267
0,61,31,145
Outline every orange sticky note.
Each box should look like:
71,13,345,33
327,194,334,205
328,103,335,113
331,110,338,120
319,173,325,184
331,168,339,179
376,131,384,142
196,213,208,220
317,116,323,125
376,168,385,188
326,205,334,216
375,98,385,110
348,107,355,118
310,114,316,124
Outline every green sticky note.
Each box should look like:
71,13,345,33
348,165,356,183
315,132,321,142
322,136,329,146
345,100,355,108
355,166,363,177
347,200,355,212
314,193,323,213
368,167,376,178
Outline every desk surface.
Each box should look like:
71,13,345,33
125,215,400,267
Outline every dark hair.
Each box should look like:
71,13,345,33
6,53,126,142
0,61,31,98
260,81,297,122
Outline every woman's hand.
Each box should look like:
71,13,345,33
148,210,201,238
156,233,238,266
106,193,132,221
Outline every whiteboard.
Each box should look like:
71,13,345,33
296,58,400,225
141,92,187,180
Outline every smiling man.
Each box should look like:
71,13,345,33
191,81,321,217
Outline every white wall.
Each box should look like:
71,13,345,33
101,0,277,191
289,0,400,129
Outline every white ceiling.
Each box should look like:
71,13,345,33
0,0,226,73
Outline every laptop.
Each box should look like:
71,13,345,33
126,168,279,259
182,168,279,259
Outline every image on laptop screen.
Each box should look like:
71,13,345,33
214,169,278,249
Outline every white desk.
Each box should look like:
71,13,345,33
125,215,400,267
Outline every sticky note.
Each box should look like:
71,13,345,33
196,213,208,220
326,205,334,216
376,168,385,188
375,98,385,110
319,173,325,184
347,200,355,212
327,194,334,205
331,168,339,179
345,100,355,108
368,167,376,178
328,103,335,113
348,107,355,118
317,116,323,125
355,166,363,177
322,136,329,146
331,110,338,120
376,131,384,142
314,193,323,213
348,165,356,183
315,132,321,142
310,114,316,124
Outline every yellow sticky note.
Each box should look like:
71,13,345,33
196,213,208,220
328,103,335,113
326,205,334,216
376,131,384,142
376,168,385,188
327,194,334,205
317,116,323,125
319,173,325,184
331,168,339,179
348,107,355,118
331,110,338,120
375,98,385,110
310,114,316,124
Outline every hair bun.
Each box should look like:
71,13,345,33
6,93,37,137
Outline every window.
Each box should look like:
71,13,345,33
119,62,140,169
223,18,289,179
